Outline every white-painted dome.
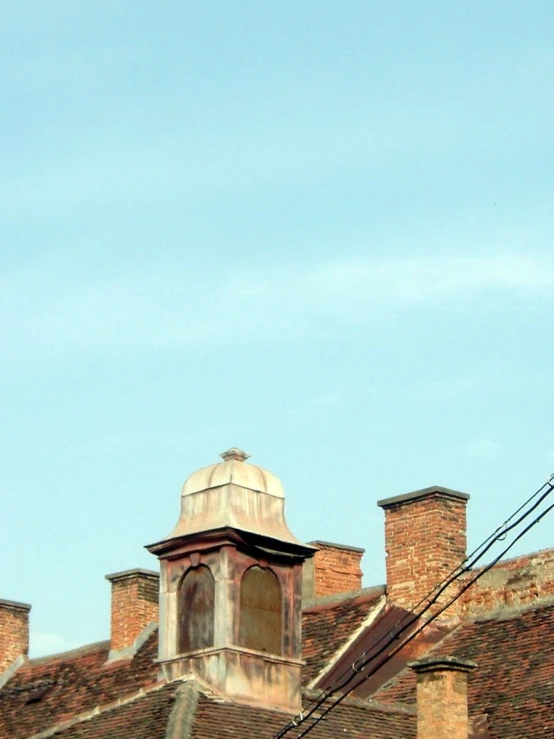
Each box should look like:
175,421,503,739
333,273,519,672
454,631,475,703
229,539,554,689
182,448,285,499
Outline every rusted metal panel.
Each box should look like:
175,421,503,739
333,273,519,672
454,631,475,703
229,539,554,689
178,565,215,654
239,566,282,655
315,604,455,698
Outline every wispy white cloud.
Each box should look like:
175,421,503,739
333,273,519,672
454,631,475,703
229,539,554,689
1,253,553,363
308,254,554,302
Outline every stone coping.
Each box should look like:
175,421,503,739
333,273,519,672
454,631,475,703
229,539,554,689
377,485,470,509
409,655,477,674
105,568,159,583
309,540,365,553
0,598,31,613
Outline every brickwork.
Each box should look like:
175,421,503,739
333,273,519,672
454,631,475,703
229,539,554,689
0,599,30,673
378,488,468,613
411,656,475,739
460,547,554,618
309,542,364,598
105,570,159,653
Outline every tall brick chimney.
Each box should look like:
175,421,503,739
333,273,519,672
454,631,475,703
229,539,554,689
105,569,159,657
303,541,364,599
410,656,476,739
377,486,469,612
0,598,31,673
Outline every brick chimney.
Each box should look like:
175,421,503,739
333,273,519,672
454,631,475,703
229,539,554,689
303,541,364,599
377,486,469,613
410,656,476,739
105,569,159,657
0,598,31,673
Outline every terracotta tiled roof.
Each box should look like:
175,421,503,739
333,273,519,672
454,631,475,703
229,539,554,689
374,602,554,739
302,589,384,685
0,632,159,738
191,693,416,739
1,665,416,739
35,684,179,739
2,590,554,737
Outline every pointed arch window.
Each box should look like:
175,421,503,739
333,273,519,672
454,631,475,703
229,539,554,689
177,565,215,654
239,566,282,655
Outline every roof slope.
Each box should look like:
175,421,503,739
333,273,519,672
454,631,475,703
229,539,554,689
374,602,554,739
34,684,179,739
2,592,554,738
1,669,416,739
185,692,415,739
1,593,384,739
0,633,159,738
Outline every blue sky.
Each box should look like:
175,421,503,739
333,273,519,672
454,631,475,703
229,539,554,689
1,2,554,656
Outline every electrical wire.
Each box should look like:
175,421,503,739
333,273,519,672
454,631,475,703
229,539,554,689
273,475,554,738
294,495,554,738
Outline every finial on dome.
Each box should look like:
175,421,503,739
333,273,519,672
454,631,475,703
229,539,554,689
220,447,250,463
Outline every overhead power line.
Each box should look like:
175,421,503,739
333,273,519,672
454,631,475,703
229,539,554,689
273,474,554,739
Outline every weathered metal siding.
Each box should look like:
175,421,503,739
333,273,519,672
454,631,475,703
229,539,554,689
178,566,215,653
239,566,282,655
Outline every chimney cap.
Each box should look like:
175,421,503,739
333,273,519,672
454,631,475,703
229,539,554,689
410,655,477,674
0,598,32,614
105,568,159,583
377,485,469,509
309,540,365,554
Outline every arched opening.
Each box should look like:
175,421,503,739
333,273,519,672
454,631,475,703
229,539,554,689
177,565,215,654
239,566,282,654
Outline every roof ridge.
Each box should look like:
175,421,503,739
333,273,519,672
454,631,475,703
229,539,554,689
0,655,25,689
303,585,385,612
475,544,554,569
25,640,110,666
302,687,416,716
164,681,199,739
471,594,554,623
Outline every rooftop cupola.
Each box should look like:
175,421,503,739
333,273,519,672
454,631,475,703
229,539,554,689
146,449,315,713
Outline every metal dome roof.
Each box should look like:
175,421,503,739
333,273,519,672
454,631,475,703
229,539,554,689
182,447,285,499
